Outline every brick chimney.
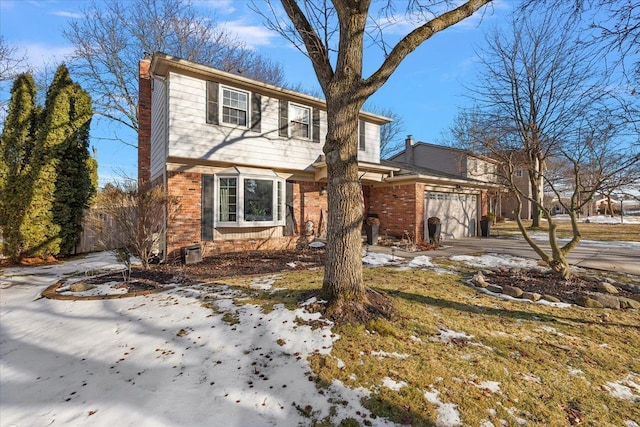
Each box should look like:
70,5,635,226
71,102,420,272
138,58,152,188
405,135,414,165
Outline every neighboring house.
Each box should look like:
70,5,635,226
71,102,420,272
389,137,502,238
500,162,541,221
139,54,501,260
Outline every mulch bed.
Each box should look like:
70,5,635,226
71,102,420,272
40,248,637,308
483,269,638,305
158,249,327,280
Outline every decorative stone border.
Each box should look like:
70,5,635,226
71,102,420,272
469,271,640,310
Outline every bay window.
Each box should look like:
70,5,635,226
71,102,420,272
202,168,285,235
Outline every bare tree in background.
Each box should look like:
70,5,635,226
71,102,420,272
0,37,29,124
0,37,27,83
64,0,285,146
252,0,492,319
89,182,180,270
466,13,621,228
450,13,639,278
369,107,405,159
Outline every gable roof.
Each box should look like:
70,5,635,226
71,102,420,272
380,159,502,189
390,140,500,164
149,52,392,125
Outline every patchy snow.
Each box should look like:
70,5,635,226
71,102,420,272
1,254,409,427
431,329,474,345
381,377,407,391
249,275,279,290
406,255,434,268
0,251,132,290
370,350,410,360
450,254,541,270
567,366,584,376
363,252,403,266
477,381,501,393
625,421,640,427
604,374,640,402
543,214,640,224
3,247,633,425
423,388,462,427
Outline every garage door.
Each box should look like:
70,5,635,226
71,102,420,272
424,192,477,240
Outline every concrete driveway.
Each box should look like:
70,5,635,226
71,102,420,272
429,237,640,276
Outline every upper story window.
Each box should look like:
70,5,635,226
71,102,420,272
515,166,523,178
206,81,261,132
359,120,366,151
289,103,311,139
222,86,248,126
279,99,320,143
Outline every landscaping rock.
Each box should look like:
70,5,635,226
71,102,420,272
542,295,561,303
629,294,640,303
69,282,96,292
502,285,524,298
596,282,619,294
522,292,541,302
618,283,640,294
471,273,489,288
487,284,503,294
618,297,640,309
593,294,620,309
575,295,604,309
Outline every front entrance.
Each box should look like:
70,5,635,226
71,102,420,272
424,192,478,240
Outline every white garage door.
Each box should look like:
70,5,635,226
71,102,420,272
424,192,478,240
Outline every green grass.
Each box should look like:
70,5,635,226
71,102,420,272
226,266,640,426
492,220,640,242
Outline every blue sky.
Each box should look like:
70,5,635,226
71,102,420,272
0,0,511,186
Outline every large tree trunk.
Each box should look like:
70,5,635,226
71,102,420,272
321,96,366,307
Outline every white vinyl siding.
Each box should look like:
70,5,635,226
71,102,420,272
166,72,382,169
150,77,167,181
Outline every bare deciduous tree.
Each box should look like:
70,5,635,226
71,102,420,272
368,107,405,159
0,37,27,84
90,182,180,270
64,0,285,146
253,0,492,318
466,13,619,228
451,12,639,278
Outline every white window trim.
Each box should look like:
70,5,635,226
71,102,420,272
214,171,286,228
288,102,312,140
220,85,250,129
515,167,523,178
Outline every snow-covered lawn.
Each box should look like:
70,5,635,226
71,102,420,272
1,253,398,427
2,250,638,426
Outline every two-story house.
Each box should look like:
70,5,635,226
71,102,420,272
138,53,502,260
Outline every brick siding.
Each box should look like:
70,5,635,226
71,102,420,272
163,172,327,259
368,183,425,243
138,59,151,187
